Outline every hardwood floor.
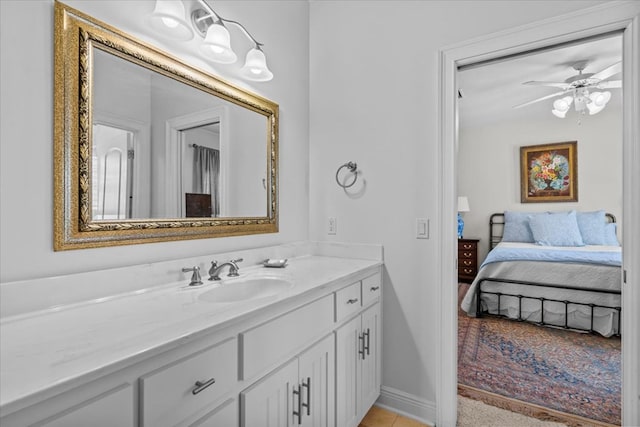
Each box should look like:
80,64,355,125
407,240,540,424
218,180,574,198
359,406,432,427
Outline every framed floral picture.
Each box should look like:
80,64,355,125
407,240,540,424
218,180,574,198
520,141,578,203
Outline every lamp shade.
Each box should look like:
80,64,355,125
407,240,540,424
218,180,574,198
147,0,193,41
201,23,237,64
240,48,274,82
457,196,470,212
587,91,611,115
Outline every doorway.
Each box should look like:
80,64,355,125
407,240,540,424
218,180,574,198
455,33,623,424
436,4,640,427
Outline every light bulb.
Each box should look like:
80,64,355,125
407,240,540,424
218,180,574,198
201,23,237,64
147,0,193,41
240,48,273,82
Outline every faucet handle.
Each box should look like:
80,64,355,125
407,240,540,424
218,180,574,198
182,266,203,286
231,258,243,264
208,261,219,281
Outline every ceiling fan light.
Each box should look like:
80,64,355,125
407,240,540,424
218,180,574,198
147,0,193,41
590,91,612,107
552,109,567,118
553,97,571,112
201,23,237,64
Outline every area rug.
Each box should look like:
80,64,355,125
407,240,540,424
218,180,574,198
458,283,621,426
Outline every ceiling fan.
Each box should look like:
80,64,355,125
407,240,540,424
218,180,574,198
514,60,622,118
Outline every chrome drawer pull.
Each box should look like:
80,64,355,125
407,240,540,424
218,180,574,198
346,298,359,305
364,328,371,355
358,333,366,359
191,378,216,395
370,286,380,291
293,385,302,424
302,377,311,416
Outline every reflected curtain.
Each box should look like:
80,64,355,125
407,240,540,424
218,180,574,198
193,146,220,217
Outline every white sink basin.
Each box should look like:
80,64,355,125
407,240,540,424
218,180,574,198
198,277,294,303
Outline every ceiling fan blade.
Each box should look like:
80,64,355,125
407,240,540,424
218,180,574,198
523,81,571,89
513,91,567,109
591,61,622,81
596,80,622,89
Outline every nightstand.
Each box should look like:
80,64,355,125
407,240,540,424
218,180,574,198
458,238,479,283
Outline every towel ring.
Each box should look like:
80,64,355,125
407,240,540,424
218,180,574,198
336,161,358,188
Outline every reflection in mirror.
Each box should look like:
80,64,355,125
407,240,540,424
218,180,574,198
92,48,268,220
54,2,278,250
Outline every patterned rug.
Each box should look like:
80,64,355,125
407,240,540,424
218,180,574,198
458,283,621,426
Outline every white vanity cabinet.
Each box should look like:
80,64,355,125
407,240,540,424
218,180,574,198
240,334,335,427
1,258,382,427
335,273,382,427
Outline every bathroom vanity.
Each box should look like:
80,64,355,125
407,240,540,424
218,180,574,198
0,243,382,427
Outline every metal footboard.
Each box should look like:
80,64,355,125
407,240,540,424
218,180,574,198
475,277,621,336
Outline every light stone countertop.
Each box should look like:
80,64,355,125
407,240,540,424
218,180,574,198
0,254,382,415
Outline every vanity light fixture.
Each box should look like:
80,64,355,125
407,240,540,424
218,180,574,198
148,0,273,81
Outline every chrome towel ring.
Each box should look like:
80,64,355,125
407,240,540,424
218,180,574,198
336,161,358,188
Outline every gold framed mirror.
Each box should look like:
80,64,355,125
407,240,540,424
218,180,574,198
54,2,278,250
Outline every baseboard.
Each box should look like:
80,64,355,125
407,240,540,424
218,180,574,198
375,385,436,426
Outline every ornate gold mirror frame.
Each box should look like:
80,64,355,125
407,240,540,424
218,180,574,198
53,2,278,250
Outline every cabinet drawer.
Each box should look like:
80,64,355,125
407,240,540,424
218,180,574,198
460,267,477,276
459,241,477,251
240,294,334,381
38,384,133,427
361,273,381,306
458,250,476,259
459,259,477,268
140,338,237,427
335,282,362,323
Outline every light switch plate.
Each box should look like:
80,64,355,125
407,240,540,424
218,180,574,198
416,218,429,239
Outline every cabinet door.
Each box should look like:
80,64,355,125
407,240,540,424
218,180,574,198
335,316,361,427
359,303,381,419
241,359,298,427
298,335,335,427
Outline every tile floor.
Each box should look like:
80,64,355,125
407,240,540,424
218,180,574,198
359,406,432,427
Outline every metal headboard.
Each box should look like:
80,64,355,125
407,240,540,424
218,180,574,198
489,212,616,250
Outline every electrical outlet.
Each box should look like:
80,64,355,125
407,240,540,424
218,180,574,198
327,217,337,235
416,218,429,239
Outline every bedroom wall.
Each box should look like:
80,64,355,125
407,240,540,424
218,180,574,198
458,107,623,263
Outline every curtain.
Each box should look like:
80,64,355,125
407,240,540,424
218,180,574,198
193,146,220,217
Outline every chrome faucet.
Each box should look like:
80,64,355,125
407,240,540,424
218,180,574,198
209,258,243,281
182,266,203,286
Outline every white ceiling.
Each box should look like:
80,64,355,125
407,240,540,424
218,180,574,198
458,33,623,128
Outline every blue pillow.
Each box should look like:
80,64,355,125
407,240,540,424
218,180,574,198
502,211,544,243
528,210,585,246
576,210,606,245
604,223,620,246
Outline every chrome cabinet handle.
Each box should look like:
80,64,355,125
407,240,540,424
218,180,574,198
191,378,215,395
302,377,311,416
346,298,359,305
293,384,302,424
370,286,380,291
364,328,371,355
358,333,366,359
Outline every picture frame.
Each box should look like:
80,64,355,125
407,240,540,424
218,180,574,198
520,141,578,203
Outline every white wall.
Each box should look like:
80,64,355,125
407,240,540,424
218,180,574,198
0,0,309,283
308,0,608,415
459,108,623,263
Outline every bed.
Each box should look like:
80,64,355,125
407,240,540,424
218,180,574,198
460,210,622,337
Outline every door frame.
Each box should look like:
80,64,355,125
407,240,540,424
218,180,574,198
436,3,640,426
